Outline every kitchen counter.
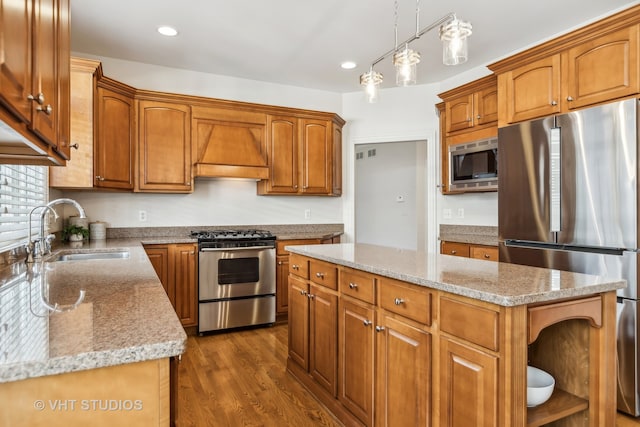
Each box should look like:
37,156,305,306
0,239,186,384
439,224,498,246
285,243,625,306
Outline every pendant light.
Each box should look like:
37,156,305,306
358,0,472,103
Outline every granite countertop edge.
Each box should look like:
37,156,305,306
285,244,626,307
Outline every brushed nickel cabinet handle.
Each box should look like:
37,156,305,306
375,326,385,332
476,114,481,119
36,104,53,115
27,93,45,105
363,320,372,326
450,250,457,254
349,283,358,289
277,261,282,265
315,272,325,278
394,298,405,305
484,253,490,259
307,293,315,299
551,100,558,106
299,290,307,296
292,264,299,270
95,176,105,181
567,96,574,102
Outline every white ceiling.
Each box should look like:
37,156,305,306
71,0,639,93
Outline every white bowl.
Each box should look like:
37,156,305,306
527,366,555,407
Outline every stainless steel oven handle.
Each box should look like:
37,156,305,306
200,246,274,252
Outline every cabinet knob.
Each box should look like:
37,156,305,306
315,272,325,278
394,298,405,306
307,293,315,299
550,100,558,106
567,96,574,102
70,143,79,150
36,104,53,115
484,253,490,259
467,117,472,122
294,185,298,189
348,282,358,289
185,181,191,186
375,326,385,332
476,115,481,119
95,176,105,181
277,261,282,265
27,93,45,105
292,264,299,270
299,290,307,296
363,320,372,326
450,250,457,254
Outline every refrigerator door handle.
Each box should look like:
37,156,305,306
549,127,561,233
503,239,627,256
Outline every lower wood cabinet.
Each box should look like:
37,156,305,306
441,241,498,262
144,243,198,328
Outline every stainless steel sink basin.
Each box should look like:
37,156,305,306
53,250,130,262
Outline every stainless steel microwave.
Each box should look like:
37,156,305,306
448,137,498,192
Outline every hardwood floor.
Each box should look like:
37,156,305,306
176,324,340,427
177,323,640,426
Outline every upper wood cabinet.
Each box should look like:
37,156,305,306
439,75,497,135
94,80,136,190
490,9,640,125
258,114,343,196
0,0,70,165
50,58,100,189
137,100,192,192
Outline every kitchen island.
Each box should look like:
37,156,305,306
0,240,187,427
285,243,625,427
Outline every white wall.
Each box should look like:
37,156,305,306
63,54,344,228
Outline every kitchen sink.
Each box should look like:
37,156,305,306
52,250,130,262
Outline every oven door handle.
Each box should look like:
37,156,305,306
200,246,273,252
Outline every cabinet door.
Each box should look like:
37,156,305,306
504,55,561,123
376,315,430,427
565,25,640,110
300,119,331,194
144,246,172,303
441,241,470,257
30,0,57,146
138,100,192,192
0,0,32,123
49,58,98,188
309,284,338,397
261,115,299,194
288,275,309,370
172,243,197,327
339,298,375,426
276,254,289,315
439,337,498,427
475,87,497,126
54,0,70,159
469,245,498,262
95,87,135,189
446,94,474,133
332,122,342,196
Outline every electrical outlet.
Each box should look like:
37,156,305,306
396,195,405,203
456,208,465,218
443,208,452,219
304,209,311,219
139,210,147,222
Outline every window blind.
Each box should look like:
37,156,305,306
0,165,47,253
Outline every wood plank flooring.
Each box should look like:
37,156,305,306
176,323,640,426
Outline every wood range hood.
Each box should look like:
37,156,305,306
192,106,269,180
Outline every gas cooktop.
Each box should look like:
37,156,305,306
190,229,276,242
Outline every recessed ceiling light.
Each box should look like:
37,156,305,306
341,61,357,70
157,26,178,37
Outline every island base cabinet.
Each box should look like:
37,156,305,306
375,315,431,427
0,358,170,427
439,337,498,427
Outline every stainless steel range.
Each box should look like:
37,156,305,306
192,229,276,334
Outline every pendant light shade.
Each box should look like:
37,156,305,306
439,18,472,66
393,45,421,86
360,68,383,103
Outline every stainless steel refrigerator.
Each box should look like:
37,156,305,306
498,98,640,416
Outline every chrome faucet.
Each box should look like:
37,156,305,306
26,198,86,263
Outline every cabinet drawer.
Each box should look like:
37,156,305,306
310,260,338,290
340,269,376,304
440,296,499,351
470,245,498,262
441,242,470,257
289,254,309,279
378,278,432,325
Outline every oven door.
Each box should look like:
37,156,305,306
199,246,276,300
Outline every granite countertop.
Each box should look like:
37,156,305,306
285,243,626,307
0,239,187,383
439,224,498,246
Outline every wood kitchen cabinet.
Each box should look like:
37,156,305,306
137,99,192,192
50,58,101,188
439,75,497,135
287,256,338,397
490,14,640,125
94,80,136,190
0,0,70,165
441,241,498,262
258,114,344,196
144,243,198,328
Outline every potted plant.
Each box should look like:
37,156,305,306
62,224,89,242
